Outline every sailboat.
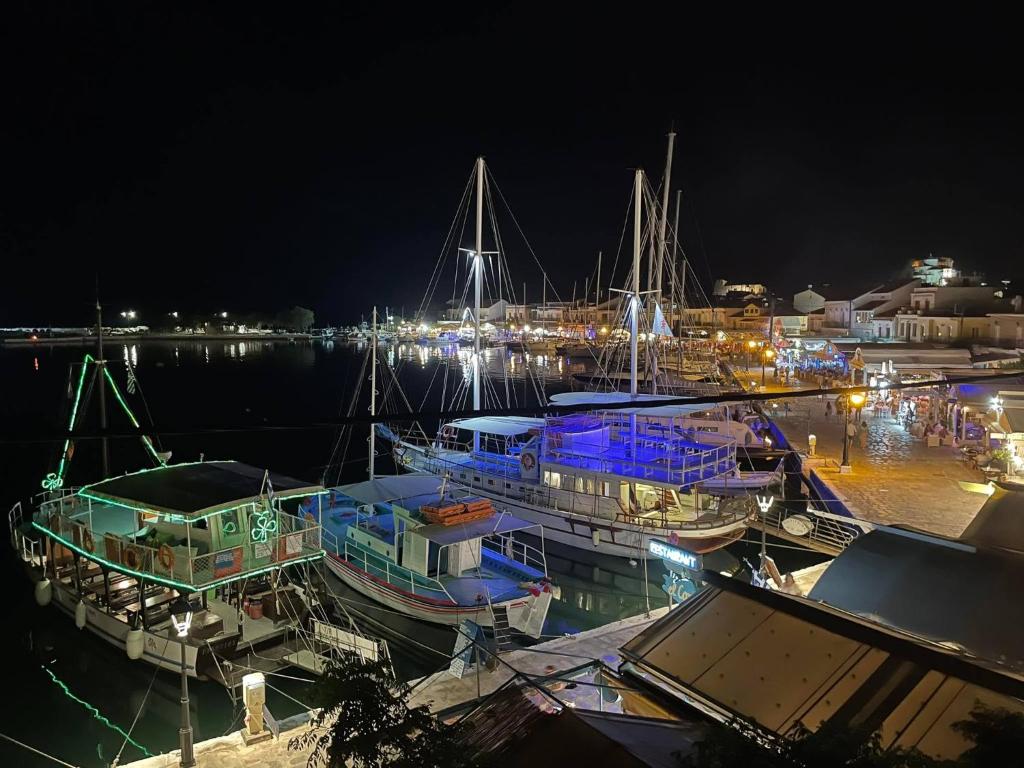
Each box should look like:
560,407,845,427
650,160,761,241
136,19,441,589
380,160,758,557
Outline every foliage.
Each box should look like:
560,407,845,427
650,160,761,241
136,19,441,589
277,305,315,332
289,651,474,768
686,704,1024,768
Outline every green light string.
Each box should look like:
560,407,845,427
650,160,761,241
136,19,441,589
41,666,153,758
100,363,165,467
45,353,166,490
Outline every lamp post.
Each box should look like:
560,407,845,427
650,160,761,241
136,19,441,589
761,347,775,388
170,598,196,768
841,392,866,472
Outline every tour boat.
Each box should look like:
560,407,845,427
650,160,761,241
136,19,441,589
317,474,554,640
10,460,329,685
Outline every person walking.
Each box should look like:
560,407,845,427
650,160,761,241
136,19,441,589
825,399,833,421
847,418,858,450
859,420,869,450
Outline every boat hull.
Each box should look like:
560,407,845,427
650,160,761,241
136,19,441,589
324,553,546,636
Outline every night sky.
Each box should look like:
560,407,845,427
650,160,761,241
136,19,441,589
2,5,1022,326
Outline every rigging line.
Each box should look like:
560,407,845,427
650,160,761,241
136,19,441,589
41,666,152,758
0,732,79,768
265,681,314,712
486,170,566,306
417,168,475,321
111,633,171,767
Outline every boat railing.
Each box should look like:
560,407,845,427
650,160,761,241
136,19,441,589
612,498,753,532
39,505,321,587
334,536,455,605
756,504,860,554
481,534,547,577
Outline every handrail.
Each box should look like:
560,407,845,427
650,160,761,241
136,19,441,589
339,538,456,604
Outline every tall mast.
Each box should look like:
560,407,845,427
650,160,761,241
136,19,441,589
596,250,602,312
672,190,683,333
631,169,643,398
473,157,484,453
369,306,377,479
655,130,676,305
95,286,109,477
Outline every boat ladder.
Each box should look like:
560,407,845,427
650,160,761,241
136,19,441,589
489,603,513,651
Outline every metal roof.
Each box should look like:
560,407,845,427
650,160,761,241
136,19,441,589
446,416,546,436
80,461,324,518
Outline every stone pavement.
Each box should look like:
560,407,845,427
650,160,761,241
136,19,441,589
122,609,669,768
772,397,988,538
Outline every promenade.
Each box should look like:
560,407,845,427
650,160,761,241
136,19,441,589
772,395,989,537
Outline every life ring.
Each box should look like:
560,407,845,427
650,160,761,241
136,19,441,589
440,426,456,442
520,452,536,472
158,544,175,571
124,546,142,570
82,529,95,553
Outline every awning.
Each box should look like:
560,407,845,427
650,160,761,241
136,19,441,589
446,416,546,436
338,474,446,505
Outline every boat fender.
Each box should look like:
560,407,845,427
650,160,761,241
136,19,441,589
592,529,601,547
158,544,175,572
75,599,87,629
34,578,53,606
126,628,144,660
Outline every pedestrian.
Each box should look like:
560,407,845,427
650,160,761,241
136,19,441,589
825,400,833,421
859,420,869,450
847,418,858,446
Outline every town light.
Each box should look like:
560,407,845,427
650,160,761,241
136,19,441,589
850,393,866,408
747,340,757,349
170,597,193,638
220,311,228,318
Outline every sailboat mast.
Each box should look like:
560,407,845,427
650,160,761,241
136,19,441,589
95,291,109,477
369,306,377,479
655,130,676,306
473,157,484,452
631,169,643,398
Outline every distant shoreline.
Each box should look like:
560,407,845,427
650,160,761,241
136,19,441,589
1,332,315,347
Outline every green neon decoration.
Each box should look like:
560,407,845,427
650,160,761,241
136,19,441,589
42,666,153,758
250,503,278,543
41,473,63,491
222,521,238,534
32,521,323,591
46,353,166,489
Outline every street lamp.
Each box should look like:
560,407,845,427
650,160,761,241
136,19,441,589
841,392,866,472
170,597,196,768
762,347,775,387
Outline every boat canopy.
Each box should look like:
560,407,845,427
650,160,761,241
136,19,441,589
79,461,325,519
445,416,546,436
338,473,446,505
548,391,712,418
413,513,541,546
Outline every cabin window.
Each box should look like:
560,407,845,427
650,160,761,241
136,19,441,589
487,479,494,486
459,473,467,480
574,476,585,493
543,470,561,488
505,483,512,489
585,478,595,495
473,476,481,483
600,481,611,497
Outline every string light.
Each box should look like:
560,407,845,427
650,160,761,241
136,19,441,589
42,666,152,758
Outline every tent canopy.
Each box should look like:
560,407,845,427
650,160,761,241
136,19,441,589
446,416,545,436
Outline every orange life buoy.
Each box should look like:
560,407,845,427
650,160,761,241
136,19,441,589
82,529,95,553
158,543,175,571
124,546,141,570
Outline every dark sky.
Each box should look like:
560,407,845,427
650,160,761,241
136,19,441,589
2,5,1022,326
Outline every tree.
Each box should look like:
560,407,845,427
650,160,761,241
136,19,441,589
289,652,475,768
276,305,315,332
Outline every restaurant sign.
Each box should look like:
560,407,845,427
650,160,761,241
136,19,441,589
649,539,703,572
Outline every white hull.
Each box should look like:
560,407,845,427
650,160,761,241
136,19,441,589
49,577,200,676
324,553,549,637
